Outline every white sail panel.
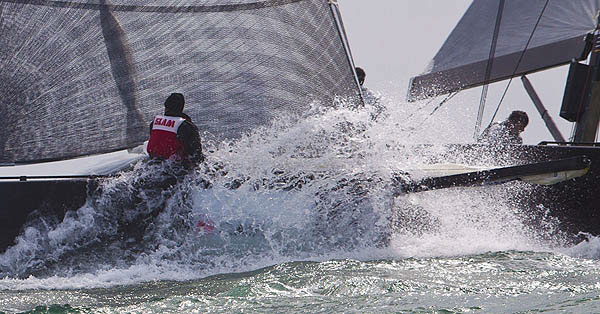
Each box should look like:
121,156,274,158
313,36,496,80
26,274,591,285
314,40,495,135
409,0,599,100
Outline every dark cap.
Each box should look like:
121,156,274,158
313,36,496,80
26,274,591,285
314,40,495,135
508,110,529,127
164,93,185,113
355,67,365,85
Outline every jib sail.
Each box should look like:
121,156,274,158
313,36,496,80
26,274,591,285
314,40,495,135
408,0,598,101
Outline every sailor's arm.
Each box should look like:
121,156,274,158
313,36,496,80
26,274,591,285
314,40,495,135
178,122,204,164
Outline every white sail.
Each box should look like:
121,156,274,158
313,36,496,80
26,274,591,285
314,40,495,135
409,0,598,100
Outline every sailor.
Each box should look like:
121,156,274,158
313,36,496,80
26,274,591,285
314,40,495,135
478,110,529,145
355,67,379,105
126,93,209,239
147,93,204,166
356,67,385,121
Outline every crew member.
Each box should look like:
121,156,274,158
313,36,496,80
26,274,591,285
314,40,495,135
147,93,204,165
355,67,379,105
478,110,529,145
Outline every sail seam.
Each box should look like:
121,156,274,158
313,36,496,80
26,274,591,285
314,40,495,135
0,0,306,13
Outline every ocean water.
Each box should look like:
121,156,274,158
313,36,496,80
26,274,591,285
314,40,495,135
2,96,600,313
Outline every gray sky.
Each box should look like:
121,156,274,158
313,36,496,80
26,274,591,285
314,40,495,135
339,0,471,93
337,0,573,145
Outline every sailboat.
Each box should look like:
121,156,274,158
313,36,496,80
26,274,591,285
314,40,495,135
408,0,600,239
0,0,364,251
0,0,590,252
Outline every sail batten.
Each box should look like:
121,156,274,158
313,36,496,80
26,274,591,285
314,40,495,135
408,0,598,101
0,0,360,163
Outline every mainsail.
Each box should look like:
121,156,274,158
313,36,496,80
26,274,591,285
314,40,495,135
0,0,360,163
408,0,598,101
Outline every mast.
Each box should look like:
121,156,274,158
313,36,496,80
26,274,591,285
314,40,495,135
573,12,600,143
327,0,365,104
474,0,505,140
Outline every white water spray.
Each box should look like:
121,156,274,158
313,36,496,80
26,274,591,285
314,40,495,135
0,92,582,289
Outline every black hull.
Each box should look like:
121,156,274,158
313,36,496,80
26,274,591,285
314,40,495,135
422,144,600,239
1,144,600,252
498,144,600,238
0,180,91,251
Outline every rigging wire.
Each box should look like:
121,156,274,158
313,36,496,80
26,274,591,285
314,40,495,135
483,0,550,132
429,91,459,116
404,91,459,131
474,0,505,140
404,95,439,121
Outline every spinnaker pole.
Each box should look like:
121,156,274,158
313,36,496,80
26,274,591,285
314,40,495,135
521,75,565,142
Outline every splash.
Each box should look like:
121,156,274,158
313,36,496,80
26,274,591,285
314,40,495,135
0,94,572,289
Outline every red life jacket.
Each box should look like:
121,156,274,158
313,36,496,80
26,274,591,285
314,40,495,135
147,115,187,160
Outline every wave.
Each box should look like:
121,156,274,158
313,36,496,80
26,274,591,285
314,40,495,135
0,94,580,289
